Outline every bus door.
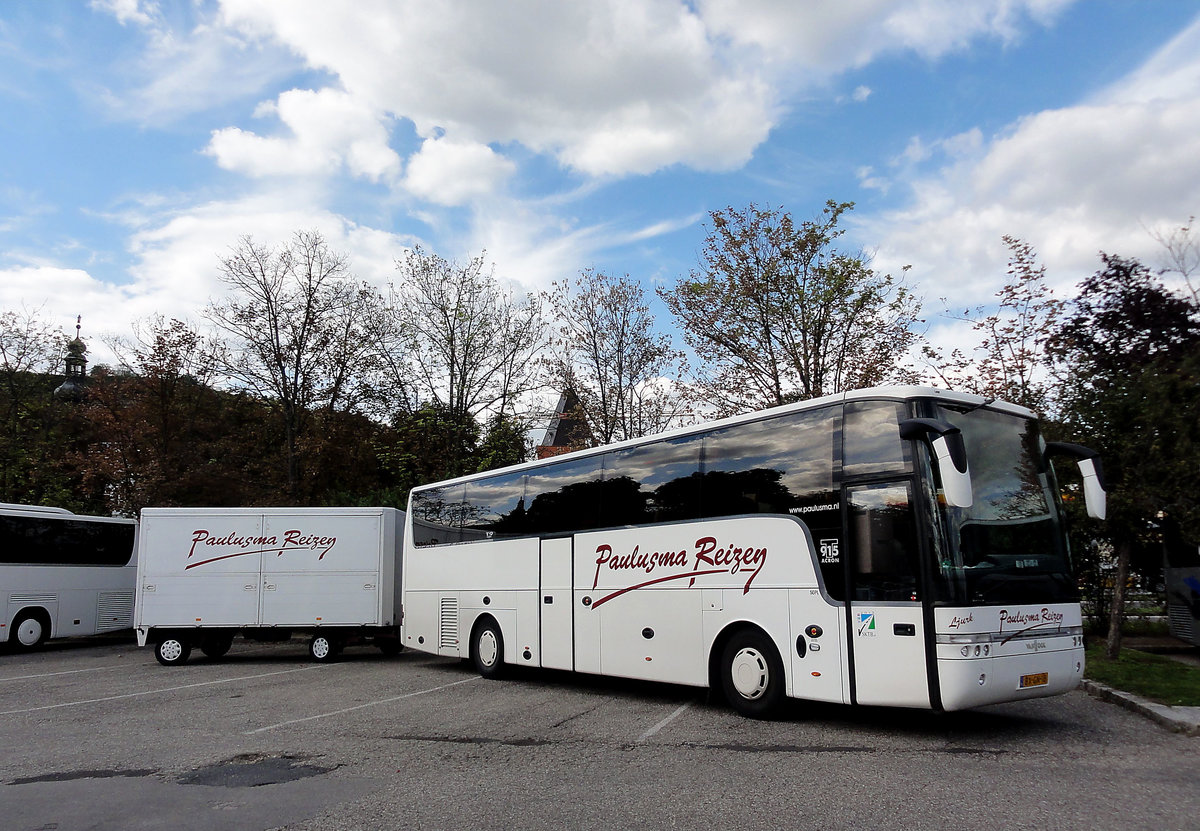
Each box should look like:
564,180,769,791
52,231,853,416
540,537,574,671
844,481,931,708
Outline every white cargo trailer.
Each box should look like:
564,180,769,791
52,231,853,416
134,506,403,665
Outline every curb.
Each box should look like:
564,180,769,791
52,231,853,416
1080,679,1200,737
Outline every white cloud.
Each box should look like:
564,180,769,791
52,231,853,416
404,138,515,206
863,20,1200,311
216,0,776,182
206,87,401,182
696,0,1075,70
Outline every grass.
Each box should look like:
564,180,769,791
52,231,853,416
1085,643,1200,707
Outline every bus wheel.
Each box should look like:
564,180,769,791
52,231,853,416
377,639,403,657
720,629,784,719
155,637,191,666
12,610,48,650
308,634,341,663
200,634,234,659
471,618,506,680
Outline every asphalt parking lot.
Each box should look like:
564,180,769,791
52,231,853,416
2,634,1198,831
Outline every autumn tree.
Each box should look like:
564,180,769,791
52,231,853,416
547,268,687,444
1049,254,1200,658
1151,215,1199,304
206,231,377,497
376,247,545,463
660,201,921,415
923,236,1065,413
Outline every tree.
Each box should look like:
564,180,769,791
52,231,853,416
206,231,377,496
0,307,69,503
923,236,1065,413
377,246,546,434
546,268,687,444
660,201,921,415
1151,215,1199,304
1049,254,1200,658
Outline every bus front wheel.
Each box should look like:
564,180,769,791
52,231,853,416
471,618,506,680
12,610,49,650
720,629,784,719
155,637,191,666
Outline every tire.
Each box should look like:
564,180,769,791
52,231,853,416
720,628,785,719
155,637,191,666
471,617,506,680
11,610,49,650
377,639,403,657
308,634,341,663
200,633,234,659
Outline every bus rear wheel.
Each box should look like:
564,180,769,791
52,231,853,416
12,610,49,650
155,637,191,666
720,629,785,719
471,618,506,680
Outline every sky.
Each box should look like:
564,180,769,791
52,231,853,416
3,0,1200,373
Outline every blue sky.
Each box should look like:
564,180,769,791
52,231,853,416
3,1,1200,369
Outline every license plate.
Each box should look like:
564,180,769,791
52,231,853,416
1019,672,1049,689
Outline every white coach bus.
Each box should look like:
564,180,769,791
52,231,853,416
401,387,1105,717
1,503,138,650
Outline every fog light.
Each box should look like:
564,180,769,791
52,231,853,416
978,673,987,686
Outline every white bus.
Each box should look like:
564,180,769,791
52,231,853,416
401,386,1105,717
1,503,138,650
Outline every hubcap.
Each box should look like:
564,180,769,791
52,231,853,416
478,630,498,667
730,647,769,700
160,640,183,662
312,638,331,659
17,618,43,647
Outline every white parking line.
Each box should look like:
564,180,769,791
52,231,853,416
244,676,480,735
0,666,322,715
637,702,692,742
0,664,129,683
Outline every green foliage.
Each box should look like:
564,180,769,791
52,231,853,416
1085,643,1200,707
660,200,921,415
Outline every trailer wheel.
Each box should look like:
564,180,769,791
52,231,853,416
155,637,191,666
11,609,49,650
471,617,506,680
720,628,784,719
200,633,234,659
377,639,403,657
308,634,341,663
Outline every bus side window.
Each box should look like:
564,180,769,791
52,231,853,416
847,482,920,602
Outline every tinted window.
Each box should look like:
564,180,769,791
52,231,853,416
602,434,703,525
701,407,838,517
0,515,135,566
462,472,528,538
843,401,910,478
523,455,605,535
847,482,919,602
411,484,468,546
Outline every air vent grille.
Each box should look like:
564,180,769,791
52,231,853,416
439,596,459,650
97,591,135,631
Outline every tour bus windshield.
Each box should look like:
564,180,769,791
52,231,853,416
930,405,1077,607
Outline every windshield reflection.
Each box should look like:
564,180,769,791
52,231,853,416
932,407,1077,606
